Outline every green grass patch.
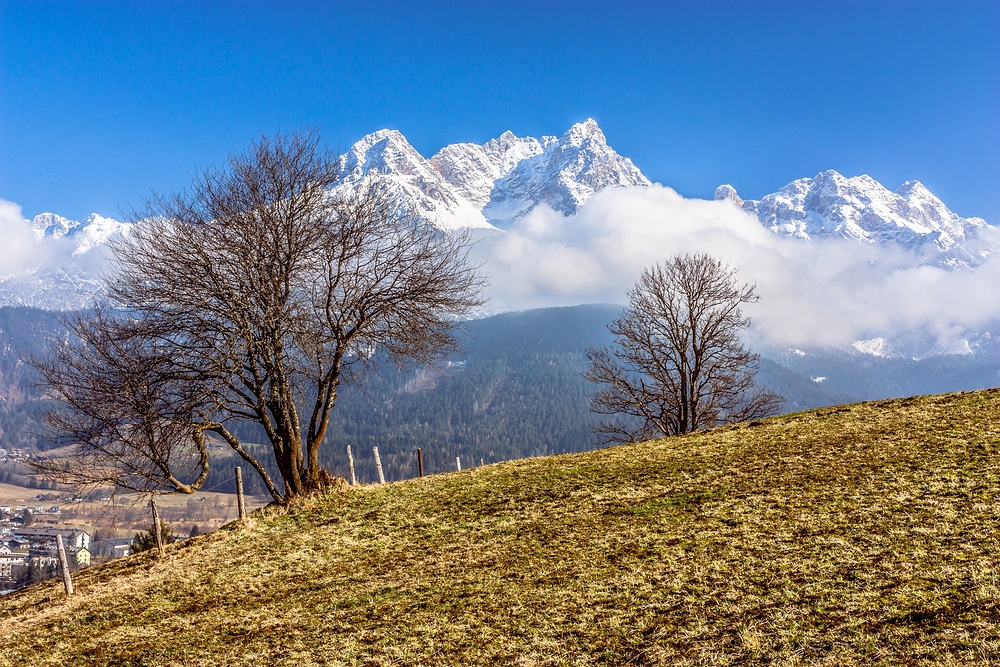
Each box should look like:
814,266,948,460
624,488,728,515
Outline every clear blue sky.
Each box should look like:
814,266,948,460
1,0,997,223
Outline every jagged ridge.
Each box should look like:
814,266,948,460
331,118,650,230
716,170,994,268
6,125,997,311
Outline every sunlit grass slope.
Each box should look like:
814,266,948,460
2,390,1000,666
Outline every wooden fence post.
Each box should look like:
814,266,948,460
55,534,74,596
417,447,424,478
347,445,357,486
456,456,462,471
235,465,246,520
373,447,386,485
150,497,165,556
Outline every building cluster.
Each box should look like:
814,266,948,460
0,503,133,591
0,526,90,586
0,527,91,579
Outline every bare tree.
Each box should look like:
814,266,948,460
32,307,210,495
585,253,782,444
33,130,485,503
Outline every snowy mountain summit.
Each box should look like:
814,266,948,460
332,129,496,232
8,122,996,312
716,170,993,268
0,212,130,309
334,119,650,230
30,211,130,255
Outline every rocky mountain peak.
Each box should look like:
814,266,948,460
31,212,79,239
562,118,605,145
895,180,929,198
714,184,744,207
482,119,650,222
720,170,994,268
337,128,431,179
338,120,651,226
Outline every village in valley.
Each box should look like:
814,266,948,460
0,497,105,592
0,447,262,593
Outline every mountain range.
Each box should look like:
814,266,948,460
7,120,996,346
330,118,650,230
715,172,993,269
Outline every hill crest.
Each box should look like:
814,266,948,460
2,389,999,665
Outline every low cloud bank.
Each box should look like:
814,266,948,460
0,200,111,309
0,199,51,275
473,185,1000,350
5,190,999,350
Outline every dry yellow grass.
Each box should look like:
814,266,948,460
0,481,47,505
1,390,999,665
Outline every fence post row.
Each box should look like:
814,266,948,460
150,497,165,556
341,446,489,483
373,446,386,485
346,445,357,486
55,533,74,596
235,465,246,520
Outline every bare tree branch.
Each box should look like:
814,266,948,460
586,253,783,444
32,130,485,502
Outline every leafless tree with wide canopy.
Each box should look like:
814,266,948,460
33,130,485,503
586,253,782,444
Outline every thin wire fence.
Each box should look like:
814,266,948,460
327,447,492,485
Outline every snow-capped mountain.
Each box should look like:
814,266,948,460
716,170,994,269
30,212,129,255
332,129,495,232
3,120,647,308
433,118,650,224
7,121,997,335
430,131,545,210
334,119,650,230
0,212,130,309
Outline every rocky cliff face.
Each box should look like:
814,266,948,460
334,119,650,229
716,170,993,268
474,119,650,224
331,129,496,232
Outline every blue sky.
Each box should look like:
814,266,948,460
1,0,997,223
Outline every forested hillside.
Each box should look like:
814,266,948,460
1,305,999,498
0,307,61,451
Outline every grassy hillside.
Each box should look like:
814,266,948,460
2,390,1000,665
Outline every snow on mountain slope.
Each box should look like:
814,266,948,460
336,119,650,230
31,212,130,255
0,212,130,308
481,119,651,224
72,213,126,254
332,130,496,232
30,212,79,239
430,131,545,210
716,170,994,268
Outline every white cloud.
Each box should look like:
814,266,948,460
0,199,50,275
4,189,999,349
473,185,1000,350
